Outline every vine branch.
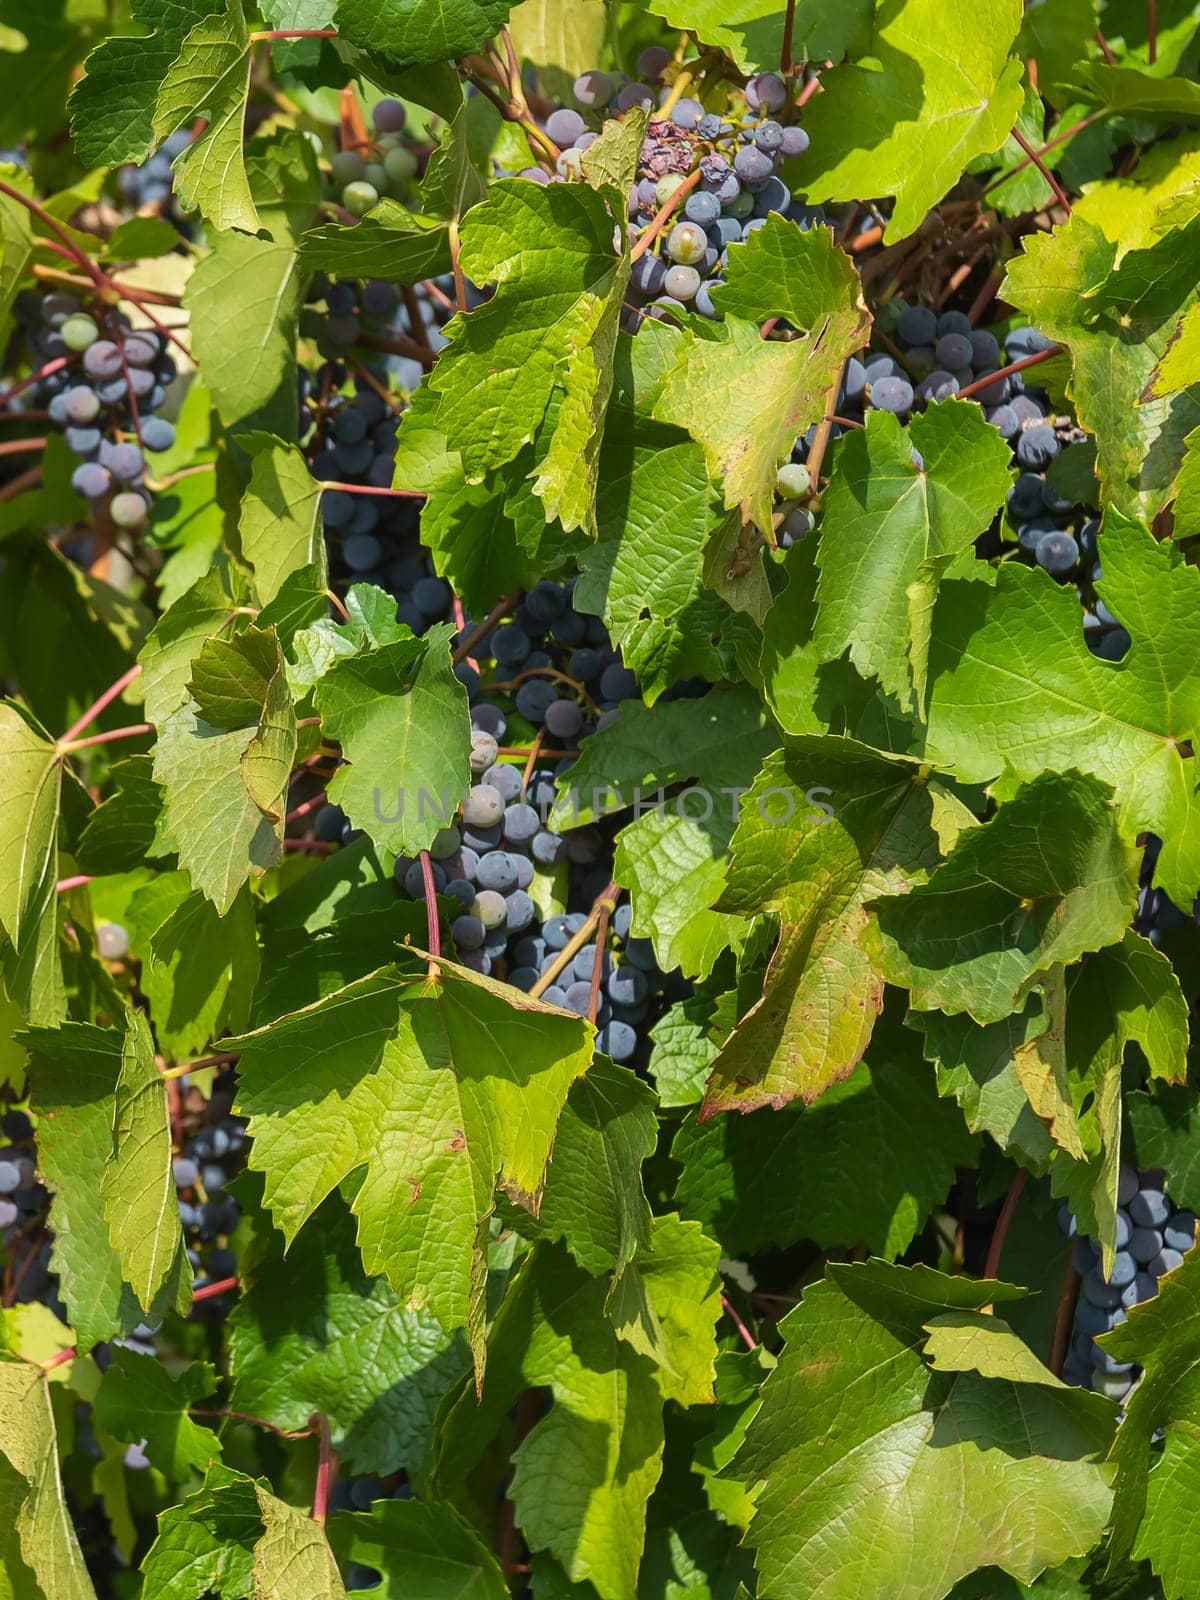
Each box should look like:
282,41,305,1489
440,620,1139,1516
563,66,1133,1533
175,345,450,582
983,1169,1028,1283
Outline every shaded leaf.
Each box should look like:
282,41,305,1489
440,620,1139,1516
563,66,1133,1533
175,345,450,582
228,1190,467,1478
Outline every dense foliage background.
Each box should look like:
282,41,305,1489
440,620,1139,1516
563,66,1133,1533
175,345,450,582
0,0,1199,1595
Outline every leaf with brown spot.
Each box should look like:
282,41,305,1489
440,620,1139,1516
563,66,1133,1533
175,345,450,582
701,738,971,1115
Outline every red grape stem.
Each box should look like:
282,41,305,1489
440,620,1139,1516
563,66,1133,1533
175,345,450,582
720,1292,758,1351
954,343,1064,401
418,850,441,967
1048,1256,1082,1377
1009,127,1072,214
310,1411,336,1524
983,1168,1028,1286
58,723,153,754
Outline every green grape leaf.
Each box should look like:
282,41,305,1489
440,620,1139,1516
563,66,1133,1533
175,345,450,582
877,771,1138,1023
0,704,60,954
1003,213,1200,520
0,981,28,1096
814,401,1014,711
152,3,257,233
1047,933,1192,1273
253,1484,347,1598
312,620,471,858
1067,927,1189,1086
228,1190,467,1478
93,1350,220,1480
102,215,184,263
68,0,211,167
1152,302,1200,397
915,999,1057,1170
640,0,872,74
22,1023,167,1349
428,178,630,533
653,217,870,535
287,582,415,691
299,200,452,282
420,92,493,221
0,532,151,732
676,1021,978,1258
389,387,561,616
701,739,966,1115
154,627,296,913
253,901,427,1023
2,866,67,1030
613,806,743,983
507,0,609,102
230,960,593,1350
335,0,516,68
922,1308,1097,1390
0,1361,97,1600
1017,0,1102,106
0,171,33,335
549,684,777,829
0,2,85,151
139,1463,262,1600
1099,1243,1200,1575
581,106,648,195
258,0,335,69
99,1010,191,1315
133,876,258,1059
648,987,726,1107
1009,982,1087,1167
735,1261,1114,1600
1073,61,1200,120
1127,1083,1200,1215
435,1244,664,1600
576,415,735,705
239,434,328,605
184,227,304,439
607,1213,722,1406
924,518,1200,907
327,1500,508,1599
187,623,285,729
535,1054,656,1276
1129,1418,1200,1600
138,566,252,733
1172,423,1200,534
75,756,163,877
1047,1053,1123,1275
796,0,1026,241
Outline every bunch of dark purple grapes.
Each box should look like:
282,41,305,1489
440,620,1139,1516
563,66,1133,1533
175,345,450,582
1060,1167,1196,1402
172,1086,248,1314
317,576,691,1066
14,288,177,530
300,331,456,631
769,313,1102,582
502,55,815,325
